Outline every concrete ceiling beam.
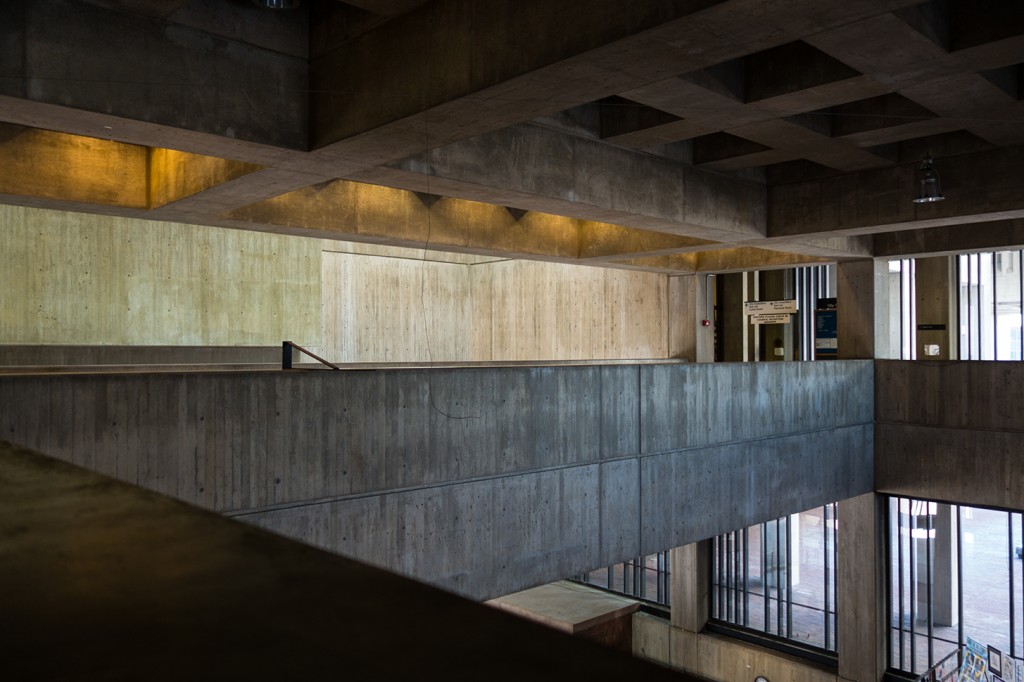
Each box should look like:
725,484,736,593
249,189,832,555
598,97,714,147
70,1,309,58
224,179,584,261
0,97,305,169
605,253,698,274
148,168,336,219
220,178,804,274
694,247,831,273
601,117,713,149
308,0,923,170
805,13,954,88
1,0,309,149
310,0,721,157
577,222,720,261
873,218,1024,258
748,234,874,260
0,121,331,218
349,122,767,242
769,145,1024,238
807,12,1024,147
622,70,894,169
620,71,891,144
898,75,1024,147
719,119,895,172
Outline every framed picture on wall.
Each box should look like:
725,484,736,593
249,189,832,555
990,646,1004,679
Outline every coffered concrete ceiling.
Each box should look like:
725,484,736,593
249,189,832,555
1,0,1022,273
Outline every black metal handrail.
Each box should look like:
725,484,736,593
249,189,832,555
281,341,341,371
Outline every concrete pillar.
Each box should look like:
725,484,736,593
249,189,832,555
719,273,743,362
837,259,892,359
838,493,886,682
670,541,710,633
669,274,715,363
914,504,958,627
914,256,958,360
719,272,759,362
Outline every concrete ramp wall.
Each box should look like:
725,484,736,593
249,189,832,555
0,440,694,682
875,360,1024,510
0,360,874,599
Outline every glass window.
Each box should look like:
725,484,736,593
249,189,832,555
794,264,835,361
995,251,1023,361
885,259,917,359
710,503,838,652
888,496,1024,677
574,551,671,608
889,250,1024,361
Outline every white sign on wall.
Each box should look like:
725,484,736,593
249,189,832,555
749,312,793,325
744,299,798,315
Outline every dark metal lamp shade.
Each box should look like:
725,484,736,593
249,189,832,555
913,156,945,203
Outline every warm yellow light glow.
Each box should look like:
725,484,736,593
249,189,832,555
0,122,147,208
0,123,264,211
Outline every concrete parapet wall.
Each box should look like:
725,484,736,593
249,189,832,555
0,345,283,367
633,614,838,682
0,361,874,599
875,360,1024,509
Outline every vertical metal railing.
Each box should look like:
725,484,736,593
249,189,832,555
824,503,832,651
1010,513,1016,659
742,526,750,627
832,504,838,648
709,504,838,653
926,508,934,670
785,514,793,640
994,251,999,359
1019,250,1024,361
956,506,964,669
909,508,918,670
572,551,671,608
775,517,783,637
762,522,770,633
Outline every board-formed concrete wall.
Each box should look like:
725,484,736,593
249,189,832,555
0,360,874,599
1,205,671,365
875,360,1024,510
320,251,669,363
0,205,322,347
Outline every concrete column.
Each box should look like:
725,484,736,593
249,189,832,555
670,541,710,633
837,259,891,359
914,504,958,627
719,273,744,362
719,272,759,362
914,256,958,360
838,493,886,682
669,274,715,363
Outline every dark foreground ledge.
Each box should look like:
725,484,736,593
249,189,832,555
0,440,695,681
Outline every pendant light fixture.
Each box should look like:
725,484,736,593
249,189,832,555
913,156,945,203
